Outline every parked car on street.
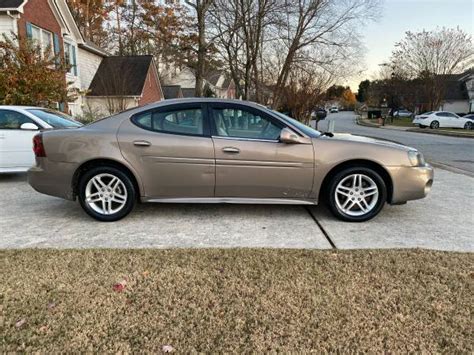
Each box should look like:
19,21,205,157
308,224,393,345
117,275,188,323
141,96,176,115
0,106,82,173
393,109,413,118
329,106,339,113
28,99,433,222
412,111,473,129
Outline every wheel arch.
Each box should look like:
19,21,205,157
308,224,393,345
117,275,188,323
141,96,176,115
72,158,142,199
318,159,393,204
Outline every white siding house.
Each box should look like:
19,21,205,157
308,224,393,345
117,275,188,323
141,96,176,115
0,13,18,39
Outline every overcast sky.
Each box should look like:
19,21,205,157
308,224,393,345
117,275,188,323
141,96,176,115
344,0,474,91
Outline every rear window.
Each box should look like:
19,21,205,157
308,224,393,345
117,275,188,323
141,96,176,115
27,109,82,128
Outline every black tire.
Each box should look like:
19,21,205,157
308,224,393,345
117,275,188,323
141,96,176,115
78,166,136,221
327,167,387,222
430,120,439,129
464,121,472,130
419,125,426,129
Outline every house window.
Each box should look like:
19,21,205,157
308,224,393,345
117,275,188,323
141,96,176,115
30,24,54,59
64,42,77,76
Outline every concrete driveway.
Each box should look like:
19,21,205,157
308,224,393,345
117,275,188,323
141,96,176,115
0,168,473,251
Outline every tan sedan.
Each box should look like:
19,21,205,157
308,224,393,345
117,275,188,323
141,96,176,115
28,99,433,222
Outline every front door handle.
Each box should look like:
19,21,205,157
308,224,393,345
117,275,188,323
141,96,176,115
133,140,151,147
222,147,240,154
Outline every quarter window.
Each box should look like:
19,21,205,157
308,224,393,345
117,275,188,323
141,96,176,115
133,108,204,136
211,108,282,140
0,110,35,129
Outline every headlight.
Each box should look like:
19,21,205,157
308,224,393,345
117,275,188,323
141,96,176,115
408,151,425,166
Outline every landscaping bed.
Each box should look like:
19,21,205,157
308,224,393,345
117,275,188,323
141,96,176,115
2,249,473,352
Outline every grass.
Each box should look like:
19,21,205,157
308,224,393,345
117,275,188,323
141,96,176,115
2,249,473,352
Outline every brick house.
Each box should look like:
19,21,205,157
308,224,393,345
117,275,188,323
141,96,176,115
86,56,164,116
0,0,164,116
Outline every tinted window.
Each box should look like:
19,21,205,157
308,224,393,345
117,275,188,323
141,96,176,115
134,108,204,136
0,110,34,129
212,107,282,140
435,112,445,117
27,109,82,128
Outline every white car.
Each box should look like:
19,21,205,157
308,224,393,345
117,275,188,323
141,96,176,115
0,106,82,173
330,106,339,113
412,111,473,130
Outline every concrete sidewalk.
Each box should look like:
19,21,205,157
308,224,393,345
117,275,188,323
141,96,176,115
0,169,472,251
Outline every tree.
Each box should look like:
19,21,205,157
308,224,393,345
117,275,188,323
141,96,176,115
390,27,474,110
0,36,75,107
67,0,110,47
270,0,380,109
356,79,370,102
341,87,356,109
186,0,214,97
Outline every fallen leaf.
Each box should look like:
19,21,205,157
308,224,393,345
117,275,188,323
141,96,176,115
142,270,149,277
113,280,127,292
162,345,174,353
15,319,26,328
47,302,56,310
39,325,48,333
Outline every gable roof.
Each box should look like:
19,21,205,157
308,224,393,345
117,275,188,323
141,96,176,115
181,88,195,98
162,85,182,99
0,0,25,9
88,56,154,97
443,80,468,101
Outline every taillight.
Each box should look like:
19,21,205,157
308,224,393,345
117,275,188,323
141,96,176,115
33,134,46,157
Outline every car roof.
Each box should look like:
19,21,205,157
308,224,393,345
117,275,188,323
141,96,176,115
128,98,269,113
0,105,45,110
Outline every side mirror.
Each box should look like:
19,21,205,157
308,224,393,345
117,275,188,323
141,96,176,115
20,122,39,130
280,127,304,144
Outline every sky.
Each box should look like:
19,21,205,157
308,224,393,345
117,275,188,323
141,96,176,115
344,0,474,91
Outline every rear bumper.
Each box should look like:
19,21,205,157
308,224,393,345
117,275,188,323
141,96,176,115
387,164,434,204
28,159,77,200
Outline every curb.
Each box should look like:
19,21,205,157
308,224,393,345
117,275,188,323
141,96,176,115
405,128,474,139
355,117,474,139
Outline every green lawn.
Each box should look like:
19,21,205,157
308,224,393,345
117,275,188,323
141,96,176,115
2,249,473,352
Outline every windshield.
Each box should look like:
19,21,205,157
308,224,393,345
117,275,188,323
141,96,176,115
27,109,82,128
269,110,321,138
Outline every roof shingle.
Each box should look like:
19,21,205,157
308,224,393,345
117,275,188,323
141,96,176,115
0,0,24,8
88,56,153,97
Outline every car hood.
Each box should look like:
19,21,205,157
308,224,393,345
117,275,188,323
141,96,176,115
321,133,414,152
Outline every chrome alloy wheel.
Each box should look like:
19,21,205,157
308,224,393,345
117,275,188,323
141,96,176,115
85,173,128,215
334,174,379,217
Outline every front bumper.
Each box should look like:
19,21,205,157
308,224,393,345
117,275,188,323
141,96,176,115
28,159,77,201
387,164,434,204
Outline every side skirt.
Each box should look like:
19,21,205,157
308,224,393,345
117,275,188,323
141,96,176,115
142,197,318,205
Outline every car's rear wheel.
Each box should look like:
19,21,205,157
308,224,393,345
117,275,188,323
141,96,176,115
78,166,136,221
327,167,387,222
419,125,426,129
430,121,439,129
464,121,472,130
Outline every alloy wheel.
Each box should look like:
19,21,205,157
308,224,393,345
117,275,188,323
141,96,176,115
85,173,128,215
334,173,379,217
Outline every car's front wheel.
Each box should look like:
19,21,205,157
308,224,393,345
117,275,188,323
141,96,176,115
327,167,387,222
78,166,136,221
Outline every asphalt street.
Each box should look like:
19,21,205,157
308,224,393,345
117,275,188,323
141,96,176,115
318,112,474,174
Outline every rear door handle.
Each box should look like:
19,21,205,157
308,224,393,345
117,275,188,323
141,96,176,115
222,147,240,154
133,140,151,147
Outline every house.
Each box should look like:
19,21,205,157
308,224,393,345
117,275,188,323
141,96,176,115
162,85,183,99
181,88,195,98
163,66,236,99
438,69,473,114
0,0,164,117
86,55,164,116
0,0,108,116
205,71,236,99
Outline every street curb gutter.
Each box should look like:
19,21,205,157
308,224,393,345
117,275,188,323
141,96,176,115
355,116,474,139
